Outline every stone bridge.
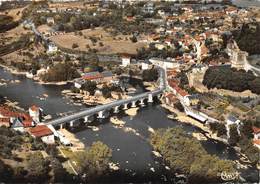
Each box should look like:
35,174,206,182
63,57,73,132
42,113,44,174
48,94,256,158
45,66,166,128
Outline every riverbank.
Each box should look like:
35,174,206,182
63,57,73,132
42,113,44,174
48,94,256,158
160,103,228,144
59,128,85,152
0,64,70,86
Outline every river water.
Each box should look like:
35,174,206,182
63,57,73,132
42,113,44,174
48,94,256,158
232,0,260,7
0,67,258,183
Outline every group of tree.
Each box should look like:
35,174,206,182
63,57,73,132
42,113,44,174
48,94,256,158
0,126,73,183
150,127,236,183
0,15,19,33
209,122,227,137
41,62,80,82
203,66,260,94
81,80,97,96
0,34,32,57
233,22,260,55
76,141,112,182
136,44,184,60
228,122,259,164
142,68,158,82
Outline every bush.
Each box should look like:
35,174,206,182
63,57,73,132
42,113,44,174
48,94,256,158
81,81,97,95
142,68,158,82
72,43,79,49
41,62,80,82
209,122,227,137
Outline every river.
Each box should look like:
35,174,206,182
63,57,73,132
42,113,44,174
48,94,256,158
232,0,260,7
0,66,258,183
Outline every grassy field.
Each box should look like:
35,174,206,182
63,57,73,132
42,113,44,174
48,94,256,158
0,7,25,21
50,27,147,55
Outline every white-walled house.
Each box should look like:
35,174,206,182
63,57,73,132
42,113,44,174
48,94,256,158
141,60,150,70
47,43,58,54
121,54,131,67
252,126,260,149
29,105,41,123
183,95,199,106
28,125,55,144
226,115,241,126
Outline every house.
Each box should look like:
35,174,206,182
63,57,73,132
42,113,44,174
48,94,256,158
121,54,131,67
46,17,55,25
47,43,58,54
155,43,165,50
29,105,41,123
252,126,260,149
183,95,199,106
101,71,114,82
0,117,10,127
252,126,260,140
175,86,189,102
143,2,154,14
164,93,178,107
11,118,25,132
226,115,241,126
82,71,103,82
28,125,55,144
141,60,150,70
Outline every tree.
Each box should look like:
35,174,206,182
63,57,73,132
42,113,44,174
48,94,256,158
77,141,112,182
209,122,227,137
174,101,184,112
229,125,240,146
203,66,260,94
239,136,259,164
0,159,13,182
142,68,158,82
26,152,49,182
82,81,97,96
72,43,79,49
41,62,80,82
150,128,236,183
130,35,137,43
102,85,112,99
50,158,69,183
240,121,253,139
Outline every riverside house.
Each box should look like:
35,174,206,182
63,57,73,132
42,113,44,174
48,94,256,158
28,125,55,144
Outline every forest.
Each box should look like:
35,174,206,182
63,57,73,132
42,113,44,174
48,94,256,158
203,66,260,94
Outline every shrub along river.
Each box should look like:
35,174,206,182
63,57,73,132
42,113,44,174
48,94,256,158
0,67,258,183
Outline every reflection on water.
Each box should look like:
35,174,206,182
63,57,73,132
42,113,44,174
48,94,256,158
232,0,260,7
0,67,258,183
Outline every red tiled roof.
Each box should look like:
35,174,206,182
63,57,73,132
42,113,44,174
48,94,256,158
167,70,178,77
22,120,34,127
28,125,53,138
252,126,260,134
82,73,103,81
0,117,10,127
253,139,260,145
175,86,189,97
0,117,10,122
168,79,179,88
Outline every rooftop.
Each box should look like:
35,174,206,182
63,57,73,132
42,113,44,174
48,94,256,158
28,125,53,138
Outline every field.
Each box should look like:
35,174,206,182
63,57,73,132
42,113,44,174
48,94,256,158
0,7,25,21
50,27,147,55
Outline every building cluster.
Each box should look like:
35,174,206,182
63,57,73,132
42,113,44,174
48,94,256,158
0,105,55,144
74,70,117,89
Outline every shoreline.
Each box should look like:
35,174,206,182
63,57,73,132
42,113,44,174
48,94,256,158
0,64,70,86
160,103,228,144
